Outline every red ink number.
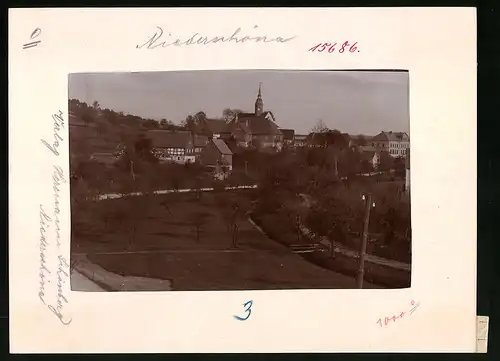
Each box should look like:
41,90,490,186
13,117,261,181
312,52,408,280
377,300,419,328
318,43,331,52
309,41,358,54
339,41,349,53
308,43,322,52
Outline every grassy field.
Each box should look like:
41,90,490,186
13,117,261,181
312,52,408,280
71,191,378,290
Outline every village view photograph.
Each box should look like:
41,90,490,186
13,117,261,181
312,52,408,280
69,70,411,291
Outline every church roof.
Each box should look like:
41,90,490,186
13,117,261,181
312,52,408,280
235,115,283,135
203,118,231,134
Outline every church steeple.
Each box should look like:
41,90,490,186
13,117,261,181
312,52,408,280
255,82,263,116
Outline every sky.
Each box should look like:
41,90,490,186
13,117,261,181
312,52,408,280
69,70,409,135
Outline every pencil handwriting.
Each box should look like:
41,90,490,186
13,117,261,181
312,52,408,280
38,110,71,325
38,205,52,305
137,26,297,49
40,110,64,156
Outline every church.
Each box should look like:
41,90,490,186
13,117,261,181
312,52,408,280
228,83,284,151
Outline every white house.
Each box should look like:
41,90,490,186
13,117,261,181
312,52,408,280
147,130,208,164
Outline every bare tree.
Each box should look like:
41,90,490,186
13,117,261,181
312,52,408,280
217,193,251,248
311,119,329,133
189,211,211,243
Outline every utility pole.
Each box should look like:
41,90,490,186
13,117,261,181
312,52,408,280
357,193,372,288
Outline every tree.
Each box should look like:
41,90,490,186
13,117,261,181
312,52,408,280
143,119,160,129
193,111,207,125
311,119,329,133
281,196,309,244
378,152,393,172
307,129,348,178
306,194,353,257
216,193,252,248
222,108,243,121
189,211,211,243
338,148,363,177
181,115,196,132
160,118,174,129
126,195,149,250
92,100,100,110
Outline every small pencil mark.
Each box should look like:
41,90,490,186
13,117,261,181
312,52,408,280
23,28,42,49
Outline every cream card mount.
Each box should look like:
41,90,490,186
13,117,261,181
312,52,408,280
9,8,476,353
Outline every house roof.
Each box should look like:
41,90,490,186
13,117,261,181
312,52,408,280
281,129,295,140
212,139,232,155
203,119,231,134
373,131,409,142
147,130,208,149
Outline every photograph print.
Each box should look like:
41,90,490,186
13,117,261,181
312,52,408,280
69,70,411,292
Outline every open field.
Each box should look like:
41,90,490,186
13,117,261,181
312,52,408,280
72,191,379,290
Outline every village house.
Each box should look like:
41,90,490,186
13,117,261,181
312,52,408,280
293,134,308,147
147,130,208,164
228,83,284,151
280,129,295,146
197,118,233,140
346,134,375,151
370,131,410,157
201,138,233,179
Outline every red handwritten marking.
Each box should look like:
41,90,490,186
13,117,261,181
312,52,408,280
377,300,420,328
309,41,359,53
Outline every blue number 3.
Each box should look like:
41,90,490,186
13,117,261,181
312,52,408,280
234,300,253,321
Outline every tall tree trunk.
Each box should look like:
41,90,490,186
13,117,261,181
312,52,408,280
295,217,301,243
232,224,239,248
334,153,339,178
196,226,200,243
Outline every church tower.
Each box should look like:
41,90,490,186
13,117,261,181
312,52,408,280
254,82,263,116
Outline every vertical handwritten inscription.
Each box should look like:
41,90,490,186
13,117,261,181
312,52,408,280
40,111,64,156
38,205,52,304
39,110,71,325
